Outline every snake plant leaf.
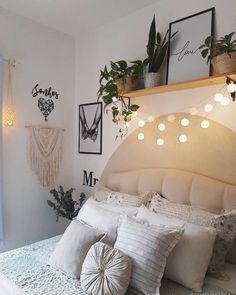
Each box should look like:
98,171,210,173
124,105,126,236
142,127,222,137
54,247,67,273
156,32,161,44
147,15,156,59
153,42,169,72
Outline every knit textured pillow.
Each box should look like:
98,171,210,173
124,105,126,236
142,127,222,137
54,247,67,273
114,216,183,295
148,193,236,276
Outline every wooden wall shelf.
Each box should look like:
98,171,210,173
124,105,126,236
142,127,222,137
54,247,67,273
124,73,236,98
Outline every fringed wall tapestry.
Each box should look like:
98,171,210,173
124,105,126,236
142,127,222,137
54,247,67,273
27,125,64,187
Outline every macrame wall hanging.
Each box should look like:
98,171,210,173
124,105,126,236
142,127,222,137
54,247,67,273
26,125,64,187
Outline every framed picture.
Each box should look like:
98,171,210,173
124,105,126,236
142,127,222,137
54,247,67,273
79,102,102,154
166,8,215,84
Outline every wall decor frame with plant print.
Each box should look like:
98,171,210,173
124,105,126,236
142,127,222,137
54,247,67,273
166,7,215,84
79,102,102,155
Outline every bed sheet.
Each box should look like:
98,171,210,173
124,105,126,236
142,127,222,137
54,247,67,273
0,235,231,295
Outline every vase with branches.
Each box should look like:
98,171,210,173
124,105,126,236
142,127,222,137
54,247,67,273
47,186,86,221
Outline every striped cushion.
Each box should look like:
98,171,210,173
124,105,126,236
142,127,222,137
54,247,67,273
114,216,183,295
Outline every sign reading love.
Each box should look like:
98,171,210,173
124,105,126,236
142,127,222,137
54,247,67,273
32,84,59,121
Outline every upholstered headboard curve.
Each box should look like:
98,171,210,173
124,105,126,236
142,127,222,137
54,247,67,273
103,167,236,264
100,113,236,264
104,168,236,213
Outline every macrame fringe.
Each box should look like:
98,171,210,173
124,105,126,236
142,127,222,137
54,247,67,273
28,127,63,187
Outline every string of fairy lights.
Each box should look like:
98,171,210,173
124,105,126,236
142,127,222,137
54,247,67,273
127,79,236,145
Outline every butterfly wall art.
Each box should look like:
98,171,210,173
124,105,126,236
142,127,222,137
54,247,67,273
32,83,59,121
79,102,102,154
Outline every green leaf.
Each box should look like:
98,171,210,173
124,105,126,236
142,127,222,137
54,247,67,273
205,36,212,47
130,104,139,112
147,15,156,58
201,49,209,58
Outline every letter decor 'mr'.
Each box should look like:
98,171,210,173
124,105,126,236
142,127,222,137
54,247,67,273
83,170,99,187
32,84,59,121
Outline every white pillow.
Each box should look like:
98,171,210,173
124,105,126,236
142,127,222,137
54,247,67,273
137,205,217,292
94,183,149,207
48,220,105,278
98,202,138,216
77,198,121,245
114,216,183,295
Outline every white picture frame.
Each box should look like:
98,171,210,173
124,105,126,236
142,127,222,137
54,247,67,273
166,8,215,84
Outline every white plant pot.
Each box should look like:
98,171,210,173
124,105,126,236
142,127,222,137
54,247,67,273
144,72,161,88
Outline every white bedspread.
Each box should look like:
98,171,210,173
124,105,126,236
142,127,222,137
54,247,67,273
0,273,26,295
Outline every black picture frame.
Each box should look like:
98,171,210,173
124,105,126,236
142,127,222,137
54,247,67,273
166,7,215,85
79,102,102,155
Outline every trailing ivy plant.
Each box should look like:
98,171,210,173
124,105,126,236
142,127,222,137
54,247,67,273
98,60,139,138
47,186,86,221
130,59,148,84
199,32,236,63
146,15,177,73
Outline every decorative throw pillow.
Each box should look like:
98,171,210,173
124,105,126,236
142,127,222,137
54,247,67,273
77,198,121,246
137,205,216,292
114,216,183,295
81,242,132,295
48,220,105,278
148,193,236,275
94,183,150,207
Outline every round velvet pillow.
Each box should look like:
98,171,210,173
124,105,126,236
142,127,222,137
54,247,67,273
81,242,132,295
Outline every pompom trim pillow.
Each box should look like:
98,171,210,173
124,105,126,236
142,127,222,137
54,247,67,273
94,183,150,207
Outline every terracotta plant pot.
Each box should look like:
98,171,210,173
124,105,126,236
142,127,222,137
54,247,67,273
115,77,133,95
144,72,161,88
211,52,236,76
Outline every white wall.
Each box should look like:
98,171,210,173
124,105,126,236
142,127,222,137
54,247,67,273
74,0,236,195
0,8,75,252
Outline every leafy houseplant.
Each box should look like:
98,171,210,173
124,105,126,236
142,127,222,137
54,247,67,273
130,59,148,89
98,60,139,137
199,32,236,75
47,186,86,221
144,15,177,88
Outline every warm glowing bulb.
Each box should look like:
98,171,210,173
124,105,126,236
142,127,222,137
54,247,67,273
214,93,224,102
189,108,198,115
158,123,166,132
201,120,210,129
204,103,214,113
138,133,144,140
181,118,190,127
227,83,236,93
112,96,117,102
179,134,187,143
147,116,155,123
156,138,164,146
138,120,145,127
131,111,137,118
167,114,176,122
220,96,230,106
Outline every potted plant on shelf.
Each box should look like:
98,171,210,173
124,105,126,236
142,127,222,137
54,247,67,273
144,15,177,88
98,61,139,137
199,32,236,75
130,59,148,90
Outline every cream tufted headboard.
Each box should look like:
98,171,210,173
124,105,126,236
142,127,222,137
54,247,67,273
101,113,236,264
